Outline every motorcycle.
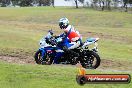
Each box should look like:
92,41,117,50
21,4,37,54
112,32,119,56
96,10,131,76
34,30,101,69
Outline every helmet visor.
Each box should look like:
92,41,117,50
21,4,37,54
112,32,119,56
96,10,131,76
59,22,64,29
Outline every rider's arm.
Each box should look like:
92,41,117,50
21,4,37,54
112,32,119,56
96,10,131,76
59,33,66,37
55,33,66,39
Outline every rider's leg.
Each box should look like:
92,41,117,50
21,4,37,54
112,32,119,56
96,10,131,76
63,40,81,57
63,46,79,57
68,41,80,49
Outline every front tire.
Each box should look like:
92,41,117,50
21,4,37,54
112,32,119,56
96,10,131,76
34,50,52,65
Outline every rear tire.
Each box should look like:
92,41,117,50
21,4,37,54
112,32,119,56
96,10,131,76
82,51,101,69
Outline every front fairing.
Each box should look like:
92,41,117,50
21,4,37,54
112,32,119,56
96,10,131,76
39,48,46,59
39,47,55,59
39,31,53,48
39,39,52,48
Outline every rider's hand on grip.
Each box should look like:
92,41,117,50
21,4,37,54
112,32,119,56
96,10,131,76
51,40,56,46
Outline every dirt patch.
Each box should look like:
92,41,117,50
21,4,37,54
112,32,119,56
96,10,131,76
0,55,35,64
98,59,132,71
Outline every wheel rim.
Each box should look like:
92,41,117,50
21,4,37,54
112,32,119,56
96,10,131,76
36,51,53,65
84,54,97,69
38,53,43,64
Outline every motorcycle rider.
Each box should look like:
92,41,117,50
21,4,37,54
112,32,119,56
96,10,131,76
58,17,82,57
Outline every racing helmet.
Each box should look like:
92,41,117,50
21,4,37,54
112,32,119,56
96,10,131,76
59,17,69,29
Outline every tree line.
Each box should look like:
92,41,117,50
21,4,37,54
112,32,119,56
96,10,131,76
0,0,132,12
73,0,132,12
90,0,132,12
0,0,54,7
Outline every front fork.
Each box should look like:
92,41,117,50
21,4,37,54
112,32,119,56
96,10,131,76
39,48,46,59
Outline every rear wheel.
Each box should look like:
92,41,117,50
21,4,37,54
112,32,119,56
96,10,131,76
34,50,52,65
82,51,100,69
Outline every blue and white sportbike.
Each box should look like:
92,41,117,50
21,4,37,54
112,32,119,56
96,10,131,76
34,30,101,69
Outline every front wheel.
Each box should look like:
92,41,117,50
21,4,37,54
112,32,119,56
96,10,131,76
34,50,52,65
82,51,101,69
